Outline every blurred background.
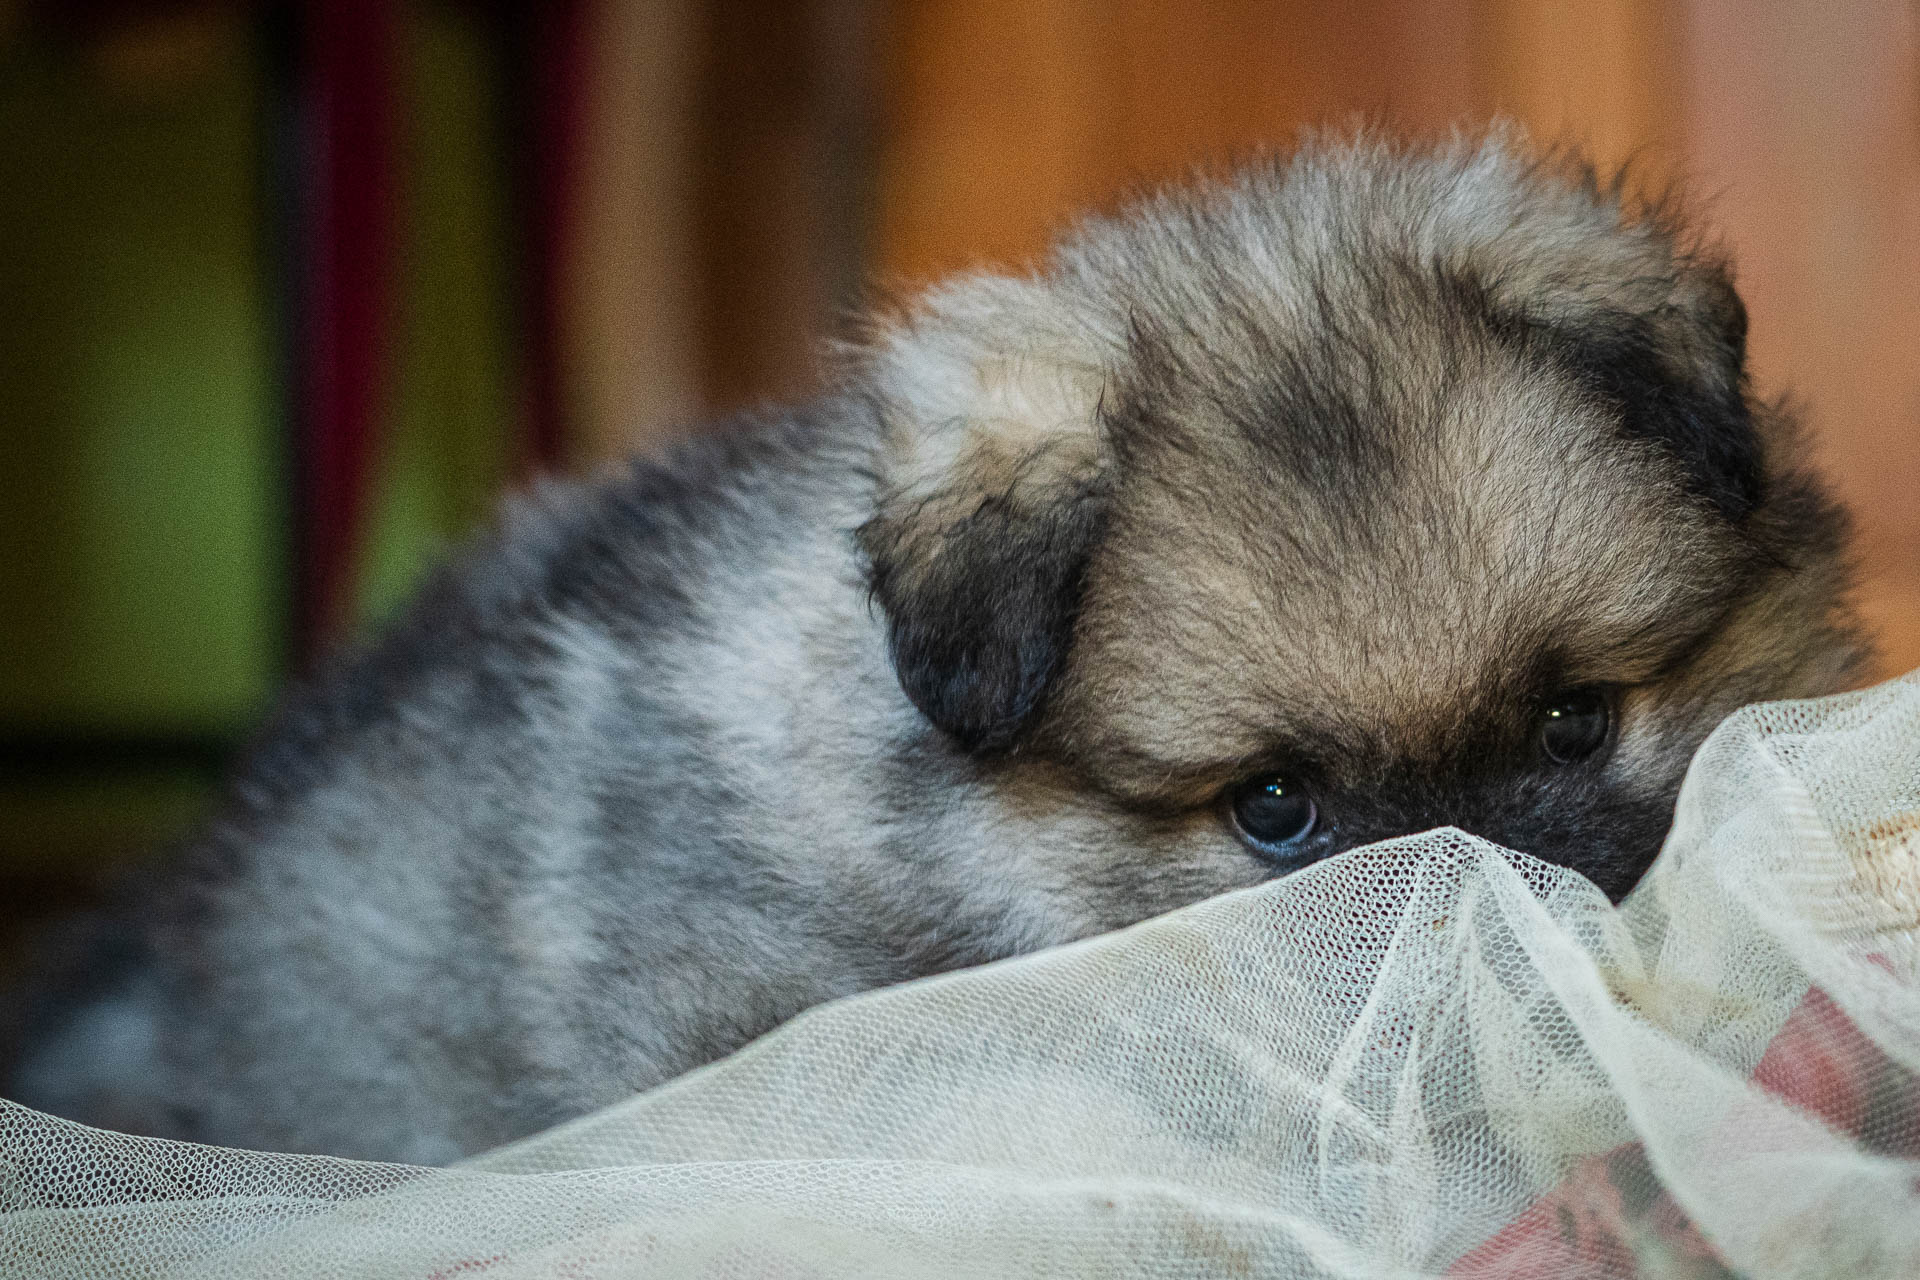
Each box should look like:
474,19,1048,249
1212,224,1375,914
1,0,1916,953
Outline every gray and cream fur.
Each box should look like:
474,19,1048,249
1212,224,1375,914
6,131,1868,1162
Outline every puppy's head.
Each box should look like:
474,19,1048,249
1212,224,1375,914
856,132,1868,903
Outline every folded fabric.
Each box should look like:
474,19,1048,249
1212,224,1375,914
4,673,1917,1279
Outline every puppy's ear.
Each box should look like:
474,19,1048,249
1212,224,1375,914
1553,257,1762,522
1478,218,1763,521
856,276,1117,754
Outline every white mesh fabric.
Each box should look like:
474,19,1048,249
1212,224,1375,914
4,672,1918,1279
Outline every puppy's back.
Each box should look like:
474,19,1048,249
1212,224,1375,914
4,405,890,1161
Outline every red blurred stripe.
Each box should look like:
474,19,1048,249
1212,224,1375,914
297,0,398,660
520,0,588,474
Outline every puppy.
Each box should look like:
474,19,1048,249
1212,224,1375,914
5,131,1868,1163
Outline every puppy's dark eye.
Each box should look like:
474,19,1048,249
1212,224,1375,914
1228,776,1319,860
1540,689,1611,764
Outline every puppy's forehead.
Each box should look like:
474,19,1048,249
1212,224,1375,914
1061,304,1739,786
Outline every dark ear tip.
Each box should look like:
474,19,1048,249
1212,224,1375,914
886,635,1025,755
884,599,1071,754
905,684,1030,756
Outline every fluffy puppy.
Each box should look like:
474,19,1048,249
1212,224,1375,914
5,131,1868,1162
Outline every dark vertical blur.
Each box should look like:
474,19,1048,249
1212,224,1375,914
291,0,400,662
693,0,875,411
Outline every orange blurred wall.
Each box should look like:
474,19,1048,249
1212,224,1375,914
872,0,1920,679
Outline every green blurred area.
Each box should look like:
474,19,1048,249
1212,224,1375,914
359,7,515,632
0,38,276,737
0,9,514,874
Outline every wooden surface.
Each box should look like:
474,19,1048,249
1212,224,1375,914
1682,0,1920,679
871,0,1920,679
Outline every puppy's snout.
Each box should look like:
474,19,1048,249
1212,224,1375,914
1327,781,1657,902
